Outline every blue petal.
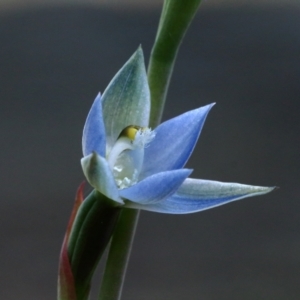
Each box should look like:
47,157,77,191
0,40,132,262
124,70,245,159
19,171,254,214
81,152,123,204
102,48,150,152
140,104,214,179
82,93,106,157
126,178,275,213
120,169,192,205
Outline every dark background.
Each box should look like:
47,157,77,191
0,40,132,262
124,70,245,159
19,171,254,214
1,2,299,299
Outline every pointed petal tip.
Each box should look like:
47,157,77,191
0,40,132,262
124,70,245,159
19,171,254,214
250,185,277,195
185,103,215,122
92,92,101,103
199,102,215,114
130,46,144,64
194,102,215,119
136,44,143,53
262,185,278,193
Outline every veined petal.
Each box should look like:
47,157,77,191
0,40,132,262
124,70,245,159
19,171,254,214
82,93,106,157
102,47,150,153
81,152,123,204
126,178,275,213
140,104,214,179
120,169,192,205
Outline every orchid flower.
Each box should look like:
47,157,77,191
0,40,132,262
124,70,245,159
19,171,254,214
81,48,274,214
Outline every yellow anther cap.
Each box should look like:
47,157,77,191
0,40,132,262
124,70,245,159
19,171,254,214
120,125,141,141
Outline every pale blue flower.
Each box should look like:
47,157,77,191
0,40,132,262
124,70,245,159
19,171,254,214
81,49,274,214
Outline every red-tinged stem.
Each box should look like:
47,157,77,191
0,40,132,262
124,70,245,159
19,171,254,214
58,183,84,300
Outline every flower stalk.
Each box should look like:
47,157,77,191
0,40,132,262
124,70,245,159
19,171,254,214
98,209,140,300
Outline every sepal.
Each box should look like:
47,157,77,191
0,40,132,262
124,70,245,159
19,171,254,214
126,179,276,214
102,46,150,151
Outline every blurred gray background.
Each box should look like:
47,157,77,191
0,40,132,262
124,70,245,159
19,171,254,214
1,1,300,299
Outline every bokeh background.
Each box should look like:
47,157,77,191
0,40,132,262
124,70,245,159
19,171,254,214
1,0,300,299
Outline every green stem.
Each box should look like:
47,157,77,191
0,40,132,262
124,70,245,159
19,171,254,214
98,209,140,300
148,0,202,127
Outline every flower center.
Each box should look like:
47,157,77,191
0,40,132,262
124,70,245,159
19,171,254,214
107,126,155,189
